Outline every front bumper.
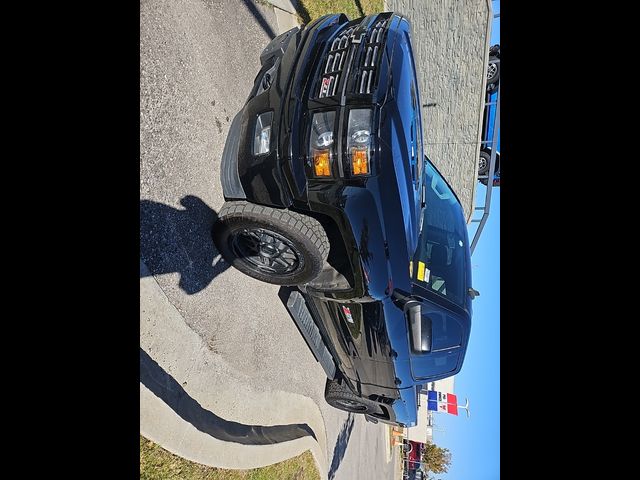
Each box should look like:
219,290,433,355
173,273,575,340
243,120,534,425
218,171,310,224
219,15,352,208
219,25,301,204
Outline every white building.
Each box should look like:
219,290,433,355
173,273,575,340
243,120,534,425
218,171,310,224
406,377,455,443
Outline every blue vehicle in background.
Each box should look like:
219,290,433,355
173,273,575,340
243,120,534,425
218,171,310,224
478,44,500,187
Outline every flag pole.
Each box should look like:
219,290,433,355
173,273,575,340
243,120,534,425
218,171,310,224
456,398,471,418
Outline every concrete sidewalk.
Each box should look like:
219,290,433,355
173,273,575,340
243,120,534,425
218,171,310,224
140,260,329,477
265,0,301,34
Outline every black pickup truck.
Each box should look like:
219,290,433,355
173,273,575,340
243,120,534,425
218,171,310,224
212,12,475,427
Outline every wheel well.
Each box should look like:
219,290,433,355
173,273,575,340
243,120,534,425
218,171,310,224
289,207,356,290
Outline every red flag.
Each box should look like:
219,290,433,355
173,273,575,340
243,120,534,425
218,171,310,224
434,391,460,416
447,393,458,415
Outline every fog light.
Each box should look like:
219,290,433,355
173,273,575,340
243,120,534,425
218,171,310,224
313,149,331,176
253,112,273,155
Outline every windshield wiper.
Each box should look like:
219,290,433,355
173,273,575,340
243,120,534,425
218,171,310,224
418,183,426,235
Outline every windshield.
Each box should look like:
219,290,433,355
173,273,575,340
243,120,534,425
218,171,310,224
411,161,470,307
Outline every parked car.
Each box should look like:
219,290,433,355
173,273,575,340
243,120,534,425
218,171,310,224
486,44,500,94
479,46,500,186
407,440,423,469
402,440,425,479
478,92,500,186
213,12,474,428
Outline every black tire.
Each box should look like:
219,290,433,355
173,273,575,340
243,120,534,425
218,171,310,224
479,152,500,185
487,55,499,93
324,377,380,415
212,200,329,286
478,150,491,175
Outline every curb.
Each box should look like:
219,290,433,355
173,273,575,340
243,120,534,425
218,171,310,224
264,0,297,15
263,0,301,35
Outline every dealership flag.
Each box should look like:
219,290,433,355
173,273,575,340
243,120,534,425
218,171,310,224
427,391,438,411
427,391,458,416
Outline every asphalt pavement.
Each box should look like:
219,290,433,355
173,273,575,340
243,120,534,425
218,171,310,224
140,1,397,478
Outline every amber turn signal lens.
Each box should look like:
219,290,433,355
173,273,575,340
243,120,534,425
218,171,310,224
351,147,369,175
313,149,331,176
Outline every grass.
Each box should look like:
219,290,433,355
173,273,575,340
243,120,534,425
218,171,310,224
140,436,320,480
295,0,385,24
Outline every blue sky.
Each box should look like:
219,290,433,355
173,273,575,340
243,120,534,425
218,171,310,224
431,3,500,479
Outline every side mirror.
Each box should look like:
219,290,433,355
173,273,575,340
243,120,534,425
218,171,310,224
407,302,432,354
468,288,480,299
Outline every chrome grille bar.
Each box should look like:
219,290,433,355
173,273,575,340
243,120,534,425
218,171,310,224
356,15,390,94
318,26,354,98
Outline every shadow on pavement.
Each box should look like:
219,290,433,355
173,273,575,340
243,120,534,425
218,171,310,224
241,0,277,40
292,1,311,24
140,195,230,294
140,347,318,445
328,413,355,480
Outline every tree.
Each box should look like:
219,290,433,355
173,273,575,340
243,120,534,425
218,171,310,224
421,441,452,474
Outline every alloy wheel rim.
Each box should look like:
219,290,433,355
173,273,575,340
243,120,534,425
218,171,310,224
487,63,498,80
231,228,302,275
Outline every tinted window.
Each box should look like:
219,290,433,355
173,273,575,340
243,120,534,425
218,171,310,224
412,162,470,307
412,350,459,380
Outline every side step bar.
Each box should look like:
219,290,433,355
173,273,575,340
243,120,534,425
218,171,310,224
286,290,336,380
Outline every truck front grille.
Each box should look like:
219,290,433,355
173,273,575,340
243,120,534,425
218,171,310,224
318,26,355,98
314,14,392,100
356,19,388,94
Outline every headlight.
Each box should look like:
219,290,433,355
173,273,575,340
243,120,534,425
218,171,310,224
347,109,372,175
253,112,273,156
309,111,336,177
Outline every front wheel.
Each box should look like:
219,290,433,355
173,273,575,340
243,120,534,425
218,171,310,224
487,55,500,93
478,150,491,175
212,201,329,286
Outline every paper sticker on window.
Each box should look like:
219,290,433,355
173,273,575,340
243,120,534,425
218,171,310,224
417,262,431,282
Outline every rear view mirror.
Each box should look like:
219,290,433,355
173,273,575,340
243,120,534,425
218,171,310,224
407,303,432,353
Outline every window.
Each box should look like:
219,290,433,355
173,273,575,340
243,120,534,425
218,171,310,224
412,162,470,307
